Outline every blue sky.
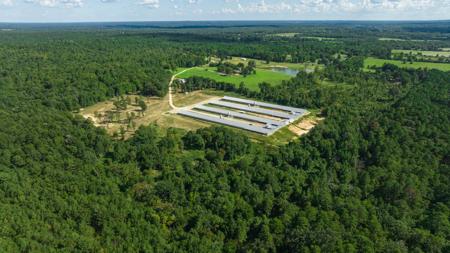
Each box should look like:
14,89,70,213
0,0,449,22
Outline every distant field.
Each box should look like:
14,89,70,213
177,66,292,91
226,57,320,71
302,36,336,41
392,50,450,57
272,32,298,37
365,57,450,71
378,37,425,42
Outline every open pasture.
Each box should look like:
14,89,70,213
271,32,299,37
392,50,450,57
378,37,426,42
365,57,450,71
176,66,292,91
225,56,320,71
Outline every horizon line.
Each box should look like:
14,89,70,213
1,19,450,24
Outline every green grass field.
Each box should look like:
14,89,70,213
226,57,320,71
365,57,450,72
177,66,292,91
392,50,450,57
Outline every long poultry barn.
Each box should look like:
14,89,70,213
178,96,308,136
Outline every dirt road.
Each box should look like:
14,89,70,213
168,68,194,111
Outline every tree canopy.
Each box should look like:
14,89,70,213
0,24,449,252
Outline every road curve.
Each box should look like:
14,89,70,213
168,68,194,110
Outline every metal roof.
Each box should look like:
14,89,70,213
209,100,295,119
176,96,309,136
223,96,306,114
178,110,275,135
194,105,287,126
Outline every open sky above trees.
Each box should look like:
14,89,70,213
1,0,450,22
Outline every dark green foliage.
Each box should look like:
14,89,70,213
0,26,449,252
196,127,251,160
182,131,205,150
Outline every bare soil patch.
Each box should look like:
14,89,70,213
80,92,220,139
288,117,324,137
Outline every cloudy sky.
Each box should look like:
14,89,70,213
0,0,449,22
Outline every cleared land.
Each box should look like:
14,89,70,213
225,57,320,71
271,33,298,37
392,50,450,57
177,66,292,91
365,57,450,71
270,33,336,41
79,90,320,144
302,36,336,41
288,116,324,137
177,57,321,91
79,93,215,139
81,60,321,142
378,38,426,42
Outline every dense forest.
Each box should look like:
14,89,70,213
0,22,449,252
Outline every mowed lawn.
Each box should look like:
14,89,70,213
365,57,450,72
177,67,292,91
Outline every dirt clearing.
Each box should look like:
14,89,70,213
288,117,324,137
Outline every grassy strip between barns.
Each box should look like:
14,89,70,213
364,57,450,72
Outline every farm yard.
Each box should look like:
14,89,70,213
79,90,319,144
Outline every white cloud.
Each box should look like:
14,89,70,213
217,0,450,15
25,0,57,7
222,0,292,14
140,0,159,8
1,0,13,5
25,0,83,7
61,0,83,7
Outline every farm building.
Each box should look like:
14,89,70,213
178,96,307,136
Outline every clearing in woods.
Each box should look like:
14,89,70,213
79,90,321,143
392,49,450,57
364,57,450,71
224,56,320,71
79,62,321,142
176,66,292,91
79,92,215,139
177,57,321,91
